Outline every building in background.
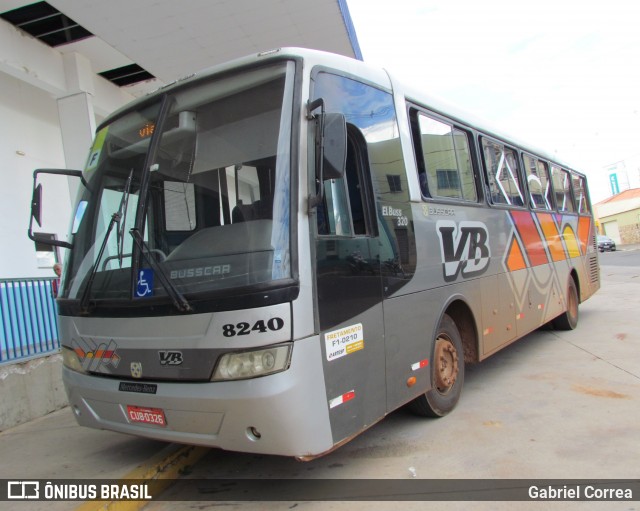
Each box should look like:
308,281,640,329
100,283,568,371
594,188,640,245
603,159,640,199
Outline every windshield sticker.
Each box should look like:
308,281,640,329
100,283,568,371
324,323,364,362
136,268,154,297
85,126,109,175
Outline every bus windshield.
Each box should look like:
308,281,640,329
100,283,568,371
63,61,295,308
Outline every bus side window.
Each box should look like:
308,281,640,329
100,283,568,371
572,174,590,214
551,166,576,213
317,126,372,236
481,138,524,207
413,112,477,201
523,154,552,210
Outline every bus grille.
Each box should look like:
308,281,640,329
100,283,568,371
589,256,599,284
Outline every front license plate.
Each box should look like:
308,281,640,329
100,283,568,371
126,405,166,427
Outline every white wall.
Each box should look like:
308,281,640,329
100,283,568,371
0,73,73,279
596,195,640,218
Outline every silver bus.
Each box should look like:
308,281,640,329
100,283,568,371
29,48,599,459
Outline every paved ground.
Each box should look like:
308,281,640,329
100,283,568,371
0,253,638,511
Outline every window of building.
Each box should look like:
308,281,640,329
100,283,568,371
387,174,402,193
481,138,524,206
415,113,476,201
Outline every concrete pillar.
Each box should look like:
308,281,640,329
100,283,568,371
57,52,96,201
57,92,95,170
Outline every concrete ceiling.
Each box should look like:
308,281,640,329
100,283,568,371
1,0,361,96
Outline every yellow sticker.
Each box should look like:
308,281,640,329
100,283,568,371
84,126,109,174
324,323,364,361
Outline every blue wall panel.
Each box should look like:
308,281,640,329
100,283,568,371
0,279,59,364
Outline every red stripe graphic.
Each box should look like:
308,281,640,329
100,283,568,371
510,211,549,267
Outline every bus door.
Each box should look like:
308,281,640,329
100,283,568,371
311,71,408,443
314,128,385,444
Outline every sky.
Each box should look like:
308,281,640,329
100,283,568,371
346,0,640,203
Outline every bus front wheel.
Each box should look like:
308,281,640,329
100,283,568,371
408,313,465,418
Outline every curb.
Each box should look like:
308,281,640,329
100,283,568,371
75,444,209,511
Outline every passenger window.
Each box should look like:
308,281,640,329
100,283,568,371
572,174,590,214
551,166,575,213
416,113,476,201
522,154,552,210
481,138,524,206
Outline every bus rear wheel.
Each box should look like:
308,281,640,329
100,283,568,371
408,313,465,418
552,278,579,330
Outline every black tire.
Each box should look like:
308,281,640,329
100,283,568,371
552,277,579,330
408,313,465,418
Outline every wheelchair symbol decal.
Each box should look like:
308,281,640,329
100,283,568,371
136,268,154,297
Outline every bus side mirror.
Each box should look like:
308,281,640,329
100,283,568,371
322,112,347,180
28,168,84,249
31,183,43,228
308,98,347,210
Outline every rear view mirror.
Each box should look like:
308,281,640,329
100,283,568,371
322,113,347,180
28,168,84,249
31,183,43,228
307,98,348,210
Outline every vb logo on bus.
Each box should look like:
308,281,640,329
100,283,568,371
436,221,491,282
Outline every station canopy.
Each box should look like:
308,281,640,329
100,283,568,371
0,0,361,97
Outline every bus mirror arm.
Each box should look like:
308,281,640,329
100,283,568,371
27,168,85,249
307,99,347,211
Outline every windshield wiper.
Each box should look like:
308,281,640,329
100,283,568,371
116,169,133,267
79,169,134,314
129,228,192,313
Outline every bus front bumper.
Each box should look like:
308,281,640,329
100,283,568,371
63,336,333,457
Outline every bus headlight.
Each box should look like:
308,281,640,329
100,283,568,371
212,344,292,381
61,346,87,374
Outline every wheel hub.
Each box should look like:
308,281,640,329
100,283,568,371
434,336,459,393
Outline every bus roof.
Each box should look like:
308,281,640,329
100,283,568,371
100,47,581,175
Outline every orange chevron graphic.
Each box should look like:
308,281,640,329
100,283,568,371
510,211,549,267
504,211,594,272
506,236,527,271
577,216,592,256
536,212,566,262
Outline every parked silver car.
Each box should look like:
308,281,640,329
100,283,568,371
597,235,616,252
